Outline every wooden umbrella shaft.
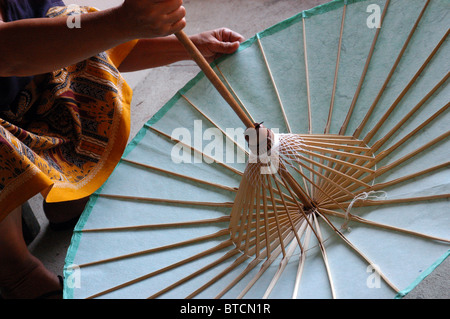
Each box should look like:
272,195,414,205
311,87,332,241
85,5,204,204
175,31,255,129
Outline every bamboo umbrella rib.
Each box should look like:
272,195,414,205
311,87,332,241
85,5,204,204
145,124,243,176
285,161,349,211
188,220,298,299
302,137,366,145
319,208,450,243
370,130,450,181
326,110,449,197
372,75,450,152
325,161,450,204
232,209,298,253
363,28,449,144
180,94,248,155
149,247,242,299
215,256,262,299
218,218,305,299
215,65,256,124
299,149,374,174
325,2,346,134
290,158,312,198
237,227,299,299
179,253,250,299
290,157,356,199
149,218,300,300
240,165,299,205
348,193,450,207
237,255,278,299
278,161,316,208
272,176,304,248
292,218,313,299
230,195,298,252
374,101,449,160
98,193,234,208
268,181,298,205
302,140,372,153
231,181,250,242
86,239,235,299
283,151,371,188
316,149,372,200
315,209,400,292
302,140,374,200
353,0,431,138
261,179,273,258
232,212,302,254
229,183,246,237
339,0,391,135
320,20,449,195
366,161,449,193
256,35,291,133
301,134,355,139
312,214,336,299
323,193,450,211
265,175,287,257
120,158,237,193
80,216,231,233
277,173,324,245
262,228,303,298
301,144,374,161
76,229,230,269
255,184,262,259
301,16,314,195
234,184,255,253
302,16,312,134
325,105,449,196
330,75,449,193
243,187,257,255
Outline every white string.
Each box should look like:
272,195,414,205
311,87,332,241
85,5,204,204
341,190,388,231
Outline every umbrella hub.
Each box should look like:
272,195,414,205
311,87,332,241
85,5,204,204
230,131,376,259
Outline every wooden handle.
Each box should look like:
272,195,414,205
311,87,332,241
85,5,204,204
175,30,254,128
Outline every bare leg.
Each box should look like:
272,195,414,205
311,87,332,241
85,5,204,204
43,196,89,227
0,206,61,299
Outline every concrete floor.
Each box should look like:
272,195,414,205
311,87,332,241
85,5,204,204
26,0,449,299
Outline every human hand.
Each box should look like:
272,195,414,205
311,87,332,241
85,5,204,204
190,28,245,62
119,0,186,39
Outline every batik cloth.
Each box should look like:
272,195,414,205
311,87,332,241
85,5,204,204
0,5,138,221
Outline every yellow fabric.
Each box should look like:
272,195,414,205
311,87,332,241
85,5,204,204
0,6,138,222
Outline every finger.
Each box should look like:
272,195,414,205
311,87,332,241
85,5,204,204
219,28,245,43
210,39,241,55
165,5,186,25
172,17,186,33
162,0,184,15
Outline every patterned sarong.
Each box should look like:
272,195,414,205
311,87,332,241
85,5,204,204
0,5,138,221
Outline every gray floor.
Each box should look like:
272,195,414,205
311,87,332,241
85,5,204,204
26,0,448,299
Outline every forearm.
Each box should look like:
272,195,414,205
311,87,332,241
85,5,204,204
118,35,191,72
118,28,245,72
0,7,133,77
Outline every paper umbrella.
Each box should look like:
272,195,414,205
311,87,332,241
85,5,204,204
64,0,449,299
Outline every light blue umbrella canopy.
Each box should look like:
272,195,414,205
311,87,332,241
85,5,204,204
64,0,449,299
